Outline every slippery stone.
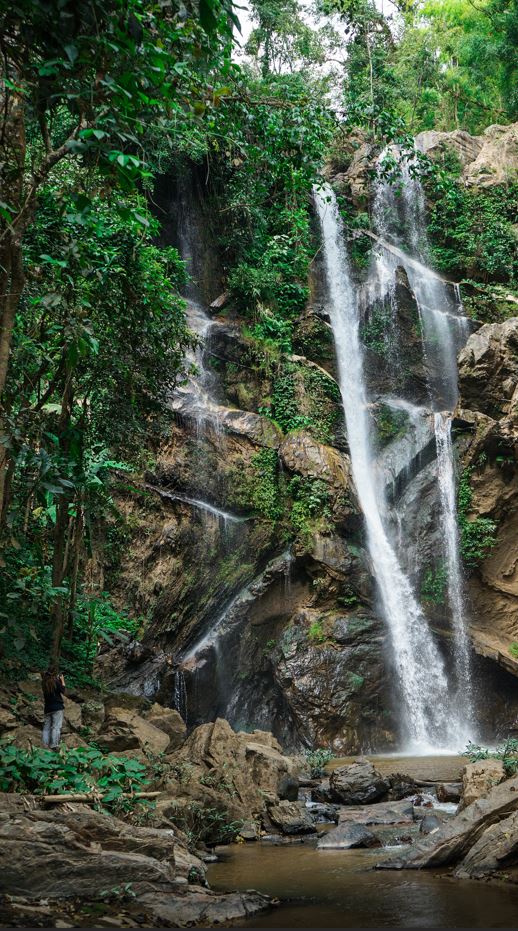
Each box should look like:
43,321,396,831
338,799,415,826
377,773,518,870
436,783,462,804
329,760,390,805
267,800,316,835
317,820,381,849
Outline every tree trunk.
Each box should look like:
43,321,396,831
49,371,74,667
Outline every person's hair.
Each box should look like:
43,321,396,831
41,668,58,697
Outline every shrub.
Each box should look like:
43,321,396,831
463,738,518,776
304,747,334,777
457,469,497,570
0,743,152,811
421,564,448,605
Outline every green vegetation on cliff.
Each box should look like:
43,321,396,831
1,0,516,686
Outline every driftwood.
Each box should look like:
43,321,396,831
42,790,161,804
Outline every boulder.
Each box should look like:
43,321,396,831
167,719,299,824
317,821,380,849
377,773,518,870
419,812,446,835
139,888,270,926
0,810,177,898
99,705,170,755
387,772,418,801
463,122,518,187
311,778,335,804
460,760,506,809
306,801,339,824
144,703,187,751
329,760,390,805
338,799,415,825
267,800,316,836
238,819,260,841
436,782,462,804
454,809,518,879
271,800,308,834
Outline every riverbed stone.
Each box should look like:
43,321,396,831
329,760,390,805
377,773,518,871
317,821,381,849
419,812,446,835
338,799,415,825
267,800,316,835
436,782,462,803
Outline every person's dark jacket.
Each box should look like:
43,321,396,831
44,679,65,714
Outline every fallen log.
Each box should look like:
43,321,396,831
42,791,161,804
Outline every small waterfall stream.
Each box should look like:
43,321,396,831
315,184,460,751
434,413,474,724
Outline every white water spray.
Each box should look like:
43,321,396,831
315,184,462,751
434,413,474,726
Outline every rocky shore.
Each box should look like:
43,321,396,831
2,674,518,927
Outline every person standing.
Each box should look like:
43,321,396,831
41,668,66,750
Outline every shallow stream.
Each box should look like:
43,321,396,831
208,755,518,928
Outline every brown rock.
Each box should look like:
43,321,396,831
436,782,462,803
378,773,518,870
99,705,170,755
145,704,186,751
460,760,506,809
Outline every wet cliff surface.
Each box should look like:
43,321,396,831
98,128,518,752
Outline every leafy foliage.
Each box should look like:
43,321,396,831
421,564,448,606
166,800,243,847
457,469,497,569
304,747,334,777
0,743,152,809
463,737,518,776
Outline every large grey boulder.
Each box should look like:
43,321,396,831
338,799,414,825
329,760,390,805
454,809,518,879
267,800,316,835
317,821,380,849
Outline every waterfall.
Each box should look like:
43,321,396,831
314,184,460,751
434,413,474,722
369,152,475,741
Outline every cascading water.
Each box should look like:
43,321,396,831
434,413,474,724
370,151,475,737
314,184,462,751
